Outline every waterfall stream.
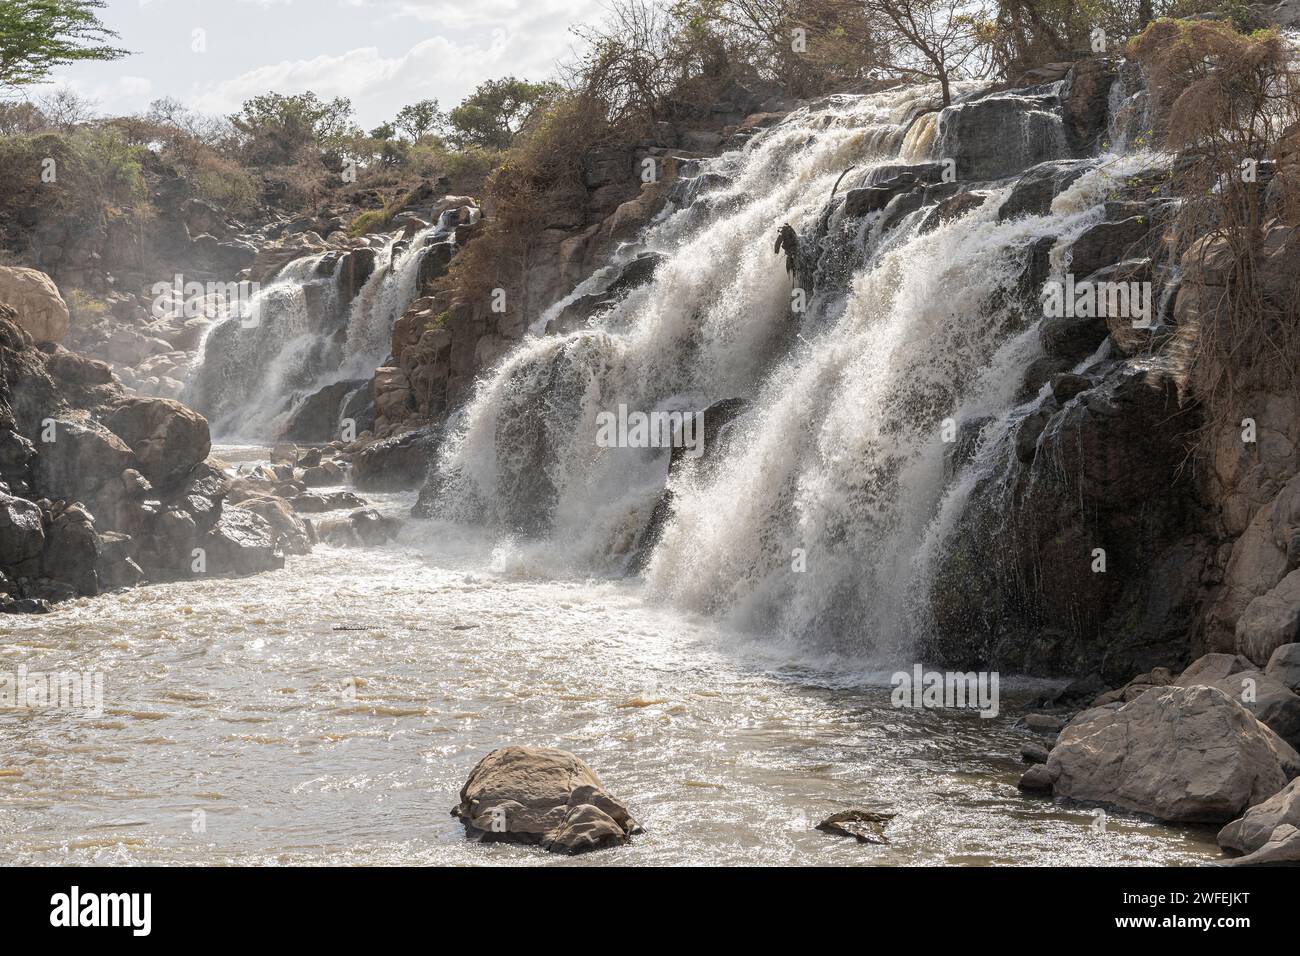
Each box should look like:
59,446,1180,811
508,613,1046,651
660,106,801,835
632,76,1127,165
425,83,1161,667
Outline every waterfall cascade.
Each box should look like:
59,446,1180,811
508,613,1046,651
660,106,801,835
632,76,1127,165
185,208,473,441
424,74,1166,667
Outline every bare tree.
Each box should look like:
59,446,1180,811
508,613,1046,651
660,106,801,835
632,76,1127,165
862,0,992,105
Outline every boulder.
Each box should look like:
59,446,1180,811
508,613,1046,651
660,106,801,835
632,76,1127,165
31,419,136,510
0,491,45,576
1224,823,1300,865
0,267,69,342
1207,670,1300,750
998,159,1093,221
1218,777,1300,856
282,379,366,443
105,397,211,489
1236,569,1300,665
45,350,114,386
235,496,312,555
352,427,437,492
1174,652,1254,687
1266,643,1300,693
935,92,1071,181
1065,216,1152,277
202,506,284,576
451,746,640,854
1046,685,1300,823
42,503,100,596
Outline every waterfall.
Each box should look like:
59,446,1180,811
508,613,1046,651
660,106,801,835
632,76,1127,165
424,82,1154,663
185,226,442,441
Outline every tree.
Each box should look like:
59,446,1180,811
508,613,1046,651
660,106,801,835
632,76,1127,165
446,78,560,150
230,91,357,166
394,99,444,140
862,0,992,105
0,0,127,90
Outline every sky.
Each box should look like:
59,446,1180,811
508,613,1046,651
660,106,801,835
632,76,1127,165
33,0,609,128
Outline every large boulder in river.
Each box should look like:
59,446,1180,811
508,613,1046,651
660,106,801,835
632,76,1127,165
0,267,69,343
451,746,640,854
1046,684,1300,823
105,397,211,489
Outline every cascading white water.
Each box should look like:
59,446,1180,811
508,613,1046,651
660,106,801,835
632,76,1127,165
425,83,1158,664
187,226,442,440
338,226,437,379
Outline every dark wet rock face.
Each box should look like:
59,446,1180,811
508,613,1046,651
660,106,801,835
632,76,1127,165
927,364,1205,681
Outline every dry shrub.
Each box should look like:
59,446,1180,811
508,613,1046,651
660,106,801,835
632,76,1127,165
1130,18,1300,429
438,94,612,308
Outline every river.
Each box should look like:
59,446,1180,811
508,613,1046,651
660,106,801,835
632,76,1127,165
0,452,1220,865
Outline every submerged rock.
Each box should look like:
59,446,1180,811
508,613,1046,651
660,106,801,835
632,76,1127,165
815,810,894,844
451,746,640,854
1046,685,1300,823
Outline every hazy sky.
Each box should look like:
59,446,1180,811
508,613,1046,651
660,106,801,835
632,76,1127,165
35,0,608,128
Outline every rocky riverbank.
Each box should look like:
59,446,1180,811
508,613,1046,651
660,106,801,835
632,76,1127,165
0,272,402,611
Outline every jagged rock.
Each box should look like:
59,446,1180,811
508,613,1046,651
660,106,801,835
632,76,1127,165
1046,685,1300,823
1267,644,1300,693
105,397,211,489
1040,311,1109,360
96,531,144,589
1061,58,1118,153
451,746,640,854
918,190,988,234
0,267,69,342
283,379,366,443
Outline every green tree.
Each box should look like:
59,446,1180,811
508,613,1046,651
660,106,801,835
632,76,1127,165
0,0,127,89
394,98,444,140
446,77,560,150
230,91,356,166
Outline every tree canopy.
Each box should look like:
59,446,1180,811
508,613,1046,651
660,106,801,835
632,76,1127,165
0,0,128,89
